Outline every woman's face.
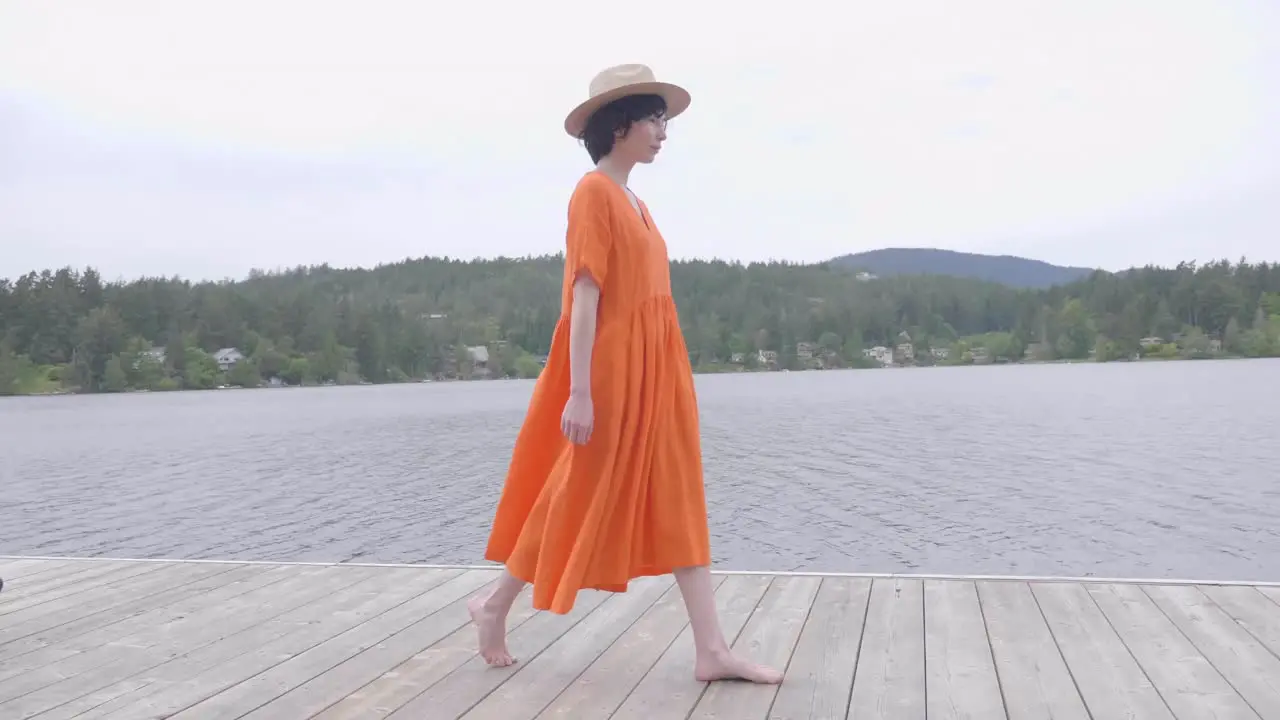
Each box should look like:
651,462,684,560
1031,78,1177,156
615,114,667,164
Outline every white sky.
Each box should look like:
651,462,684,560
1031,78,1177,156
1,0,1277,282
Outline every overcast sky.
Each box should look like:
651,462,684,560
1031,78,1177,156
1,0,1277,282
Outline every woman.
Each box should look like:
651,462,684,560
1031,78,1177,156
472,64,781,685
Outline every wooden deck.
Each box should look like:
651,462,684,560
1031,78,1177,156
0,558,1278,719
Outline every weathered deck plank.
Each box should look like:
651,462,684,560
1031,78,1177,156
1086,582,1260,719
1200,585,1280,659
0,561,172,621
766,577,870,720
47,568,472,720
239,570,494,720
383,590,612,718
1143,584,1280,718
0,560,82,582
976,580,1090,720
533,577,723,720
609,574,773,720
74,569,452,719
462,575,674,720
0,557,1275,720
168,568,484,719
923,579,1007,719
1031,581,1175,719
847,577,926,719
689,575,822,719
0,563,270,662
0,565,384,717
313,588,544,719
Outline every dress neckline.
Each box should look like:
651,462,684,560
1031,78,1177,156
590,170,650,230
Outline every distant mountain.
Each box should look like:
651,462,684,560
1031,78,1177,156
829,248,1097,289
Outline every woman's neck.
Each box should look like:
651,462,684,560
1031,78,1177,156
596,156,635,188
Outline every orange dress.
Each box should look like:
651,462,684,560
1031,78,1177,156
483,170,711,614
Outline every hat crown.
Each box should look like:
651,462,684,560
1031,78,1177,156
563,63,688,137
588,64,658,98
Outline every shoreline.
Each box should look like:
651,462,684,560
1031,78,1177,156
2,353,1269,398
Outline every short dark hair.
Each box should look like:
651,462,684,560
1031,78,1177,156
580,93,667,164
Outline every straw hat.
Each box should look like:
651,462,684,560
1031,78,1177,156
563,64,691,138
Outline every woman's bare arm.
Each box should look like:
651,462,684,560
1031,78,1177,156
568,275,600,398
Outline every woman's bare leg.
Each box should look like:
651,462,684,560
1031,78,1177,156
469,569,526,666
674,565,784,683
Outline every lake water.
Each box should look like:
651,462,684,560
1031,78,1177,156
2,360,1277,582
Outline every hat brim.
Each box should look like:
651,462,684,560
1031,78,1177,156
563,81,691,138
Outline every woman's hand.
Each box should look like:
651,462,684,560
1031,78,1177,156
561,391,593,445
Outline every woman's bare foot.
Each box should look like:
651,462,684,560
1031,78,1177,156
468,593,515,667
694,648,784,684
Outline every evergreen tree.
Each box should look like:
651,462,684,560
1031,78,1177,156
0,256,1275,394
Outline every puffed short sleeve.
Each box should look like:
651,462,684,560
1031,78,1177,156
565,179,612,290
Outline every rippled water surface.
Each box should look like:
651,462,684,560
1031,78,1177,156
2,359,1277,581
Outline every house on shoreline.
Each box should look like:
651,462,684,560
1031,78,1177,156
213,348,245,372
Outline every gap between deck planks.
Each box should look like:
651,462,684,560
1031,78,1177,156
0,557,1277,719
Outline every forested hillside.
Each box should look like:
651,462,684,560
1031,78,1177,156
830,248,1095,288
1,255,1277,394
